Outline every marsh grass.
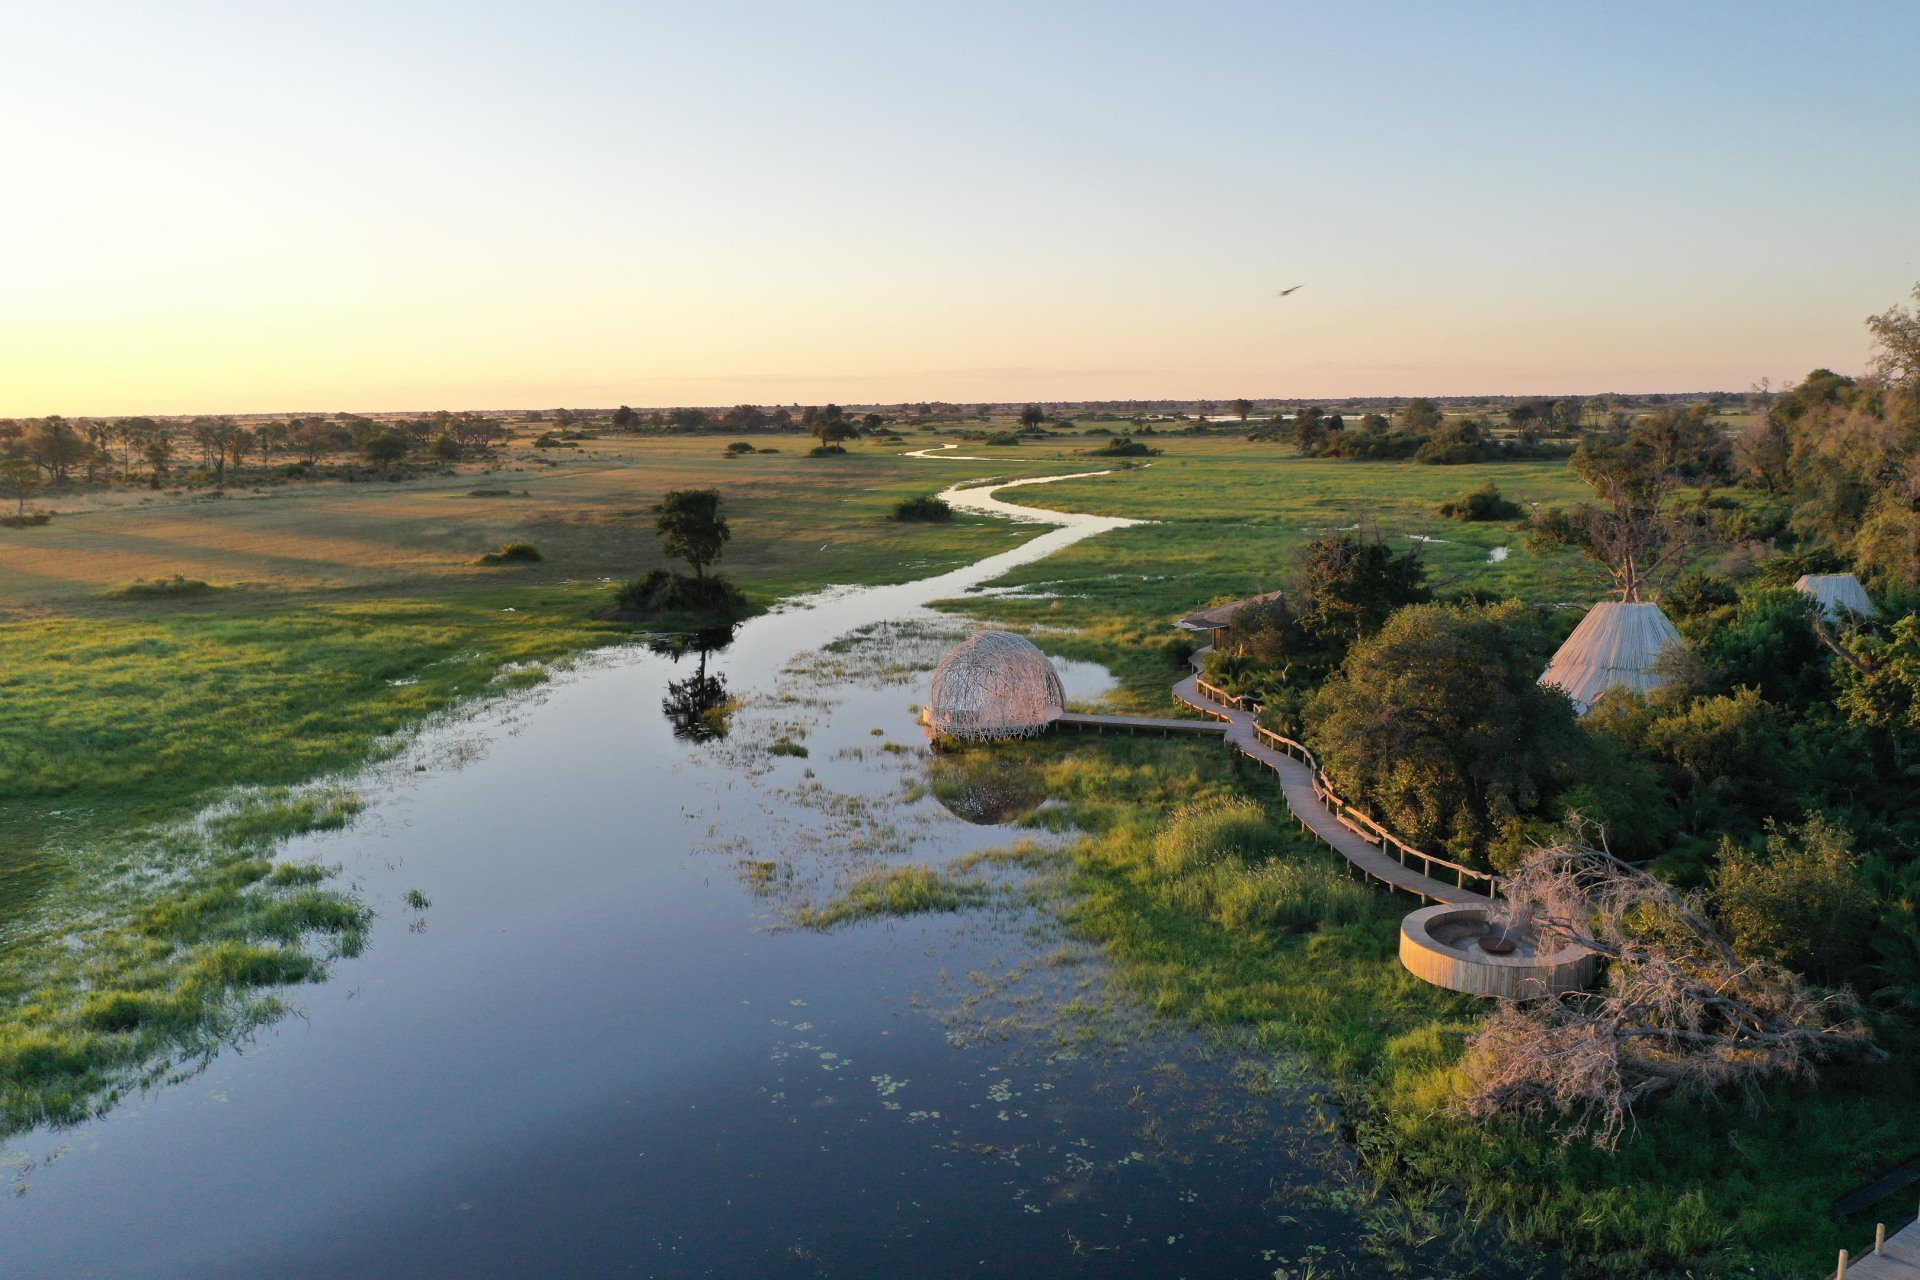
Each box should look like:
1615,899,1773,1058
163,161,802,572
791,864,993,929
0,788,370,1140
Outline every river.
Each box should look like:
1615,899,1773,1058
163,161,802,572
2,471,1531,1278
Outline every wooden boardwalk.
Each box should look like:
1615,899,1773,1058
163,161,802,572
1833,1218,1920,1278
1052,711,1227,736
1045,651,1491,906
1167,670,1489,905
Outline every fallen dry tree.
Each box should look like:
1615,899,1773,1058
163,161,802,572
1457,835,1884,1146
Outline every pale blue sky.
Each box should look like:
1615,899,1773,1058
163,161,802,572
3,2,1917,412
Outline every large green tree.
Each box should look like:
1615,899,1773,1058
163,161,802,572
1293,531,1430,653
1307,600,1585,864
653,489,731,580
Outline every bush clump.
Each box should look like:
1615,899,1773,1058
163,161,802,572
1086,436,1159,457
107,574,215,599
807,444,847,457
984,431,1024,446
0,511,52,528
891,495,953,522
612,568,746,616
1437,482,1523,522
723,441,755,456
474,541,543,565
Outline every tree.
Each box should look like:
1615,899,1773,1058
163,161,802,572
1230,398,1253,421
360,429,410,478
654,489,731,580
612,405,637,429
448,413,506,452
1734,405,1791,493
1866,280,1920,391
289,419,334,464
253,422,286,467
1458,836,1881,1147
1526,434,1703,601
1396,397,1444,434
1293,531,1430,652
1835,611,1920,769
0,455,42,515
142,428,174,485
811,407,855,446
1018,405,1047,431
1628,403,1731,482
25,417,89,483
1308,601,1584,862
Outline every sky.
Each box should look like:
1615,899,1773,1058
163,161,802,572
3,1,1918,415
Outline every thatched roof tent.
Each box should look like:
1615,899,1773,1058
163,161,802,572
1794,573,1873,620
1539,601,1684,715
925,630,1066,740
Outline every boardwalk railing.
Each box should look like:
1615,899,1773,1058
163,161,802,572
1191,663,1505,898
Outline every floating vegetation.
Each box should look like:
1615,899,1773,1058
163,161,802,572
790,865,991,930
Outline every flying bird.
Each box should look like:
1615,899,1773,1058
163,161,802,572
1275,284,1304,297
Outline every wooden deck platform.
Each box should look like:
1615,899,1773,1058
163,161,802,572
1833,1218,1920,1278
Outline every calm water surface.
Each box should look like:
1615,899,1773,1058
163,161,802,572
4,476,1533,1278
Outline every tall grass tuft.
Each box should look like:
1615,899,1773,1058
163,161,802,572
792,865,990,930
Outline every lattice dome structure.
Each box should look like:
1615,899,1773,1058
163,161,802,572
925,631,1066,740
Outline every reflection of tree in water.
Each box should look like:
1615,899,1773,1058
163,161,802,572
926,752,1046,826
652,627,738,742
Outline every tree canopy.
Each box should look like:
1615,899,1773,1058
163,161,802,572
653,488,731,579
1308,600,1584,863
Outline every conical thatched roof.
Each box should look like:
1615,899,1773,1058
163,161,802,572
1794,573,1873,620
926,630,1066,740
1539,601,1684,715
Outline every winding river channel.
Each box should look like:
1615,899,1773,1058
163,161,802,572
5,470,1534,1278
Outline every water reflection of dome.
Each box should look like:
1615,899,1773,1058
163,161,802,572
925,630,1065,740
927,756,1046,826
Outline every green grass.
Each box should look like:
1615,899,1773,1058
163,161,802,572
0,788,370,1139
790,864,992,929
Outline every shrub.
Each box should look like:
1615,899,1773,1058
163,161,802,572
1710,813,1874,982
807,444,847,457
1437,482,1523,522
890,495,953,522
612,568,746,616
107,574,214,598
466,487,513,497
0,511,52,528
984,431,1023,446
474,541,543,565
723,441,755,456
1086,436,1158,457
